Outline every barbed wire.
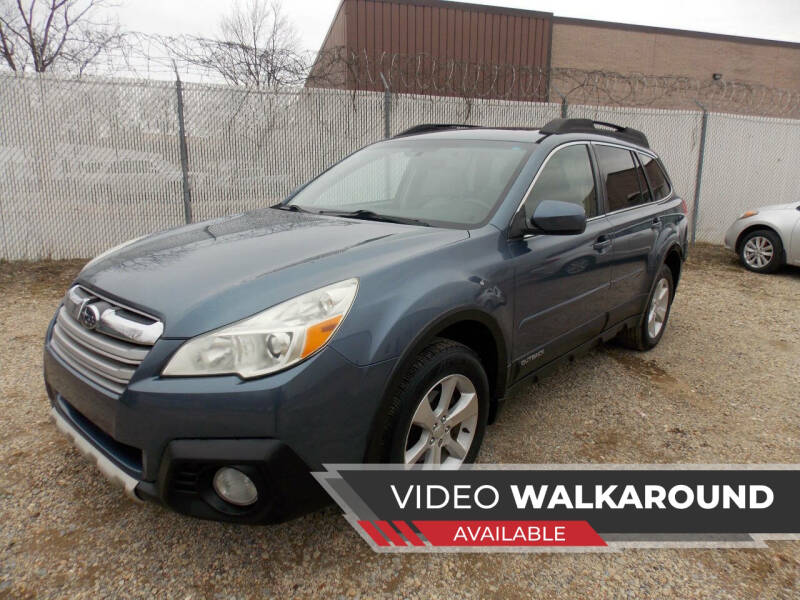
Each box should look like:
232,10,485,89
3,41,799,118
307,48,800,118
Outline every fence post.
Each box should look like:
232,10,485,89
550,81,568,119
691,101,709,245
380,72,391,138
175,74,193,224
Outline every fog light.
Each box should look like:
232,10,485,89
212,467,258,506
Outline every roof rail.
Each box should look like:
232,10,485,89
393,124,481,138
539,118,649,148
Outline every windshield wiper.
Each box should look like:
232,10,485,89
316,209,430,227
272,203,315,214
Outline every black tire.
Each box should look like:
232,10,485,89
375,339,490,465
617,264,674,351
738,229,783,274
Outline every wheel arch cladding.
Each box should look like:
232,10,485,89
664,245,683,290
435,318,503,403
397,309,508,403
363,309,508,460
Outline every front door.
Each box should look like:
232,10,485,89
510,143,614,376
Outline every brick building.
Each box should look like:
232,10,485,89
308,0,800,113
552,17,800,92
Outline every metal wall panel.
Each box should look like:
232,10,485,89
317,0,552,99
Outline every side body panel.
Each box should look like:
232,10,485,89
605,200,685,324
791,212,800,265
509,217,615,373
503,136,687,381
591,143,687,325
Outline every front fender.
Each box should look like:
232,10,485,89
329,229,514,369
727,217,791,253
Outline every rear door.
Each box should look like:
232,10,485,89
592,143,666,324
510,142,615,376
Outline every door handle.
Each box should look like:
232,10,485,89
651,217,662,229
593,236,612,252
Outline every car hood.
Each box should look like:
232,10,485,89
756,201,800,212
77,208,467,337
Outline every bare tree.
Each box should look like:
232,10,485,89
0,0,123,74
162,0,305,88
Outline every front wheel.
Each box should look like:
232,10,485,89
380,339,490,467
617,264,674,351
739,229,783,274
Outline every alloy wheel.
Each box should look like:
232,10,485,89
743,236,774,269
403,374,479,467
647,277,670,339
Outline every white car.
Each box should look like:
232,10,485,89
724,201,800,273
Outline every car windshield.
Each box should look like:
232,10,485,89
286,139,532,227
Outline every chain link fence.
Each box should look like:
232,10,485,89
1,73,799,260
696,112,800,242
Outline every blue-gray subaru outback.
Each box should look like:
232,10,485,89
44,119,688,523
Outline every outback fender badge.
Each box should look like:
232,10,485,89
520,348,544,367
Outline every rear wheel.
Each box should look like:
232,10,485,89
739,229,783,274
617,264,674,351
377,339,490,467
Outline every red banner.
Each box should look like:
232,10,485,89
413,520,606,547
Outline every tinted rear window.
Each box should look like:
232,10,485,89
638,153,671,201
594,145,650,212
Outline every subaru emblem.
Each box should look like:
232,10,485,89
79,304,100,330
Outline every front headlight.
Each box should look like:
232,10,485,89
162,278,358,378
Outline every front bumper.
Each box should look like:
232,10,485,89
724,219,747,251
44,320,396,523
50,396,325,522
51,406,140,501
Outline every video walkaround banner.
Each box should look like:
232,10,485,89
313,465,800,552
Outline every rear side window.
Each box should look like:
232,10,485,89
638,153,671,201
594,145,650,212
524,144,598,222
632,154,652,204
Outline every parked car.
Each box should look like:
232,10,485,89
724,202,800,273
44,118,688,523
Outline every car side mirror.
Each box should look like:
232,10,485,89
531,200,587,235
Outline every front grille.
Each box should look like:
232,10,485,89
49,286,163,394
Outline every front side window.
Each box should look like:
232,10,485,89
288,139,532,228
594,145,650,212
638,152,671,201
523,144,598,223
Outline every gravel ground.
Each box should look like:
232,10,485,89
1,244,798,599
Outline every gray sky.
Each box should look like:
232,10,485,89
116,0,800,54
